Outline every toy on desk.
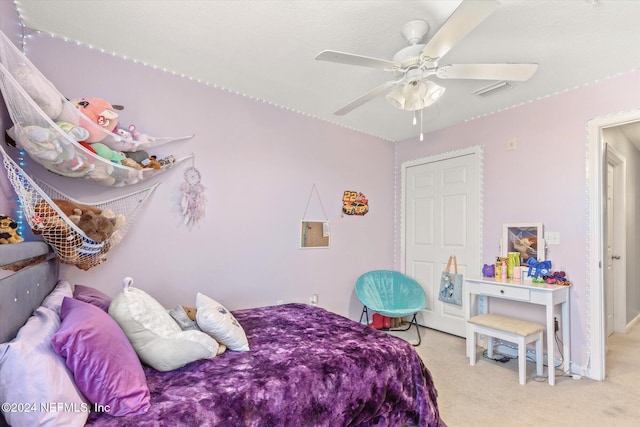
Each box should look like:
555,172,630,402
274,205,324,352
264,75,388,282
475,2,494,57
482,264,495,278
527,259,551,279
543,271,570,286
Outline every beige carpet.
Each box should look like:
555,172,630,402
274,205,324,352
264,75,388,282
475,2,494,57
388,322,640,426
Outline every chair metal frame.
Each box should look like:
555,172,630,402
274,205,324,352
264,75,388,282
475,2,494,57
355,270,427,347
358,307,422,346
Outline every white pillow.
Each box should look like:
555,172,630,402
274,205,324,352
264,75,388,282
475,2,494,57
40,280,73,316
0,307,88,427
108,279,219,372
196,293,250,351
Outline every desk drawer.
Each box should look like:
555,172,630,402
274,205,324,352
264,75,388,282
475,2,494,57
474,283,530,301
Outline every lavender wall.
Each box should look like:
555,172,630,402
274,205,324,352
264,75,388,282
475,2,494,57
0,7,395,319
395,71,640,372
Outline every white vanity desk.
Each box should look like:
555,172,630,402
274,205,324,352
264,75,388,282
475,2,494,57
464,277,570,385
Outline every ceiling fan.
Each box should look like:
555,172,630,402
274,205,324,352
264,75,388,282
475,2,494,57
315,0,538,116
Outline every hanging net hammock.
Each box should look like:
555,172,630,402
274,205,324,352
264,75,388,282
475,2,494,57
1,143,157,270
0,30,193,187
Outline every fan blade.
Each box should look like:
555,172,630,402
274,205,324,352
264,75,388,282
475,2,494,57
437,63,538,81
315,50,398,70
333,80,399,116
421,0,499,61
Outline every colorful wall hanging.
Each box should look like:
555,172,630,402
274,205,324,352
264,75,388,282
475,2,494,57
342,191,369,216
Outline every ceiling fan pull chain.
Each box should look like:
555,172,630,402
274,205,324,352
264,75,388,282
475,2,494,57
419,109,424,142
413,111,417,126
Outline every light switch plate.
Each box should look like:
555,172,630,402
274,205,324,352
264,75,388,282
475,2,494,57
545,231,560,245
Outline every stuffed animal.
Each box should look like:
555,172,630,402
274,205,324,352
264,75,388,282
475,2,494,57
87,167,117,186
0,215,24,244
123,150,150,164
16,123,92,176
157,155,176,168
120,157,143,170
73,211,115,243
101,209,125,233
71,97,124,143
527,259,552,279
35,199,121,243
56,121,89,142
71,209,124,270
32,200,82,262
115,124,155,145
15,126,60,163
90,142,126,163
182,306,197,322
31,200,123,268
120,150,152,169
146,155,161,170
11,64,64,119
52,198,102,218
33,200,55,220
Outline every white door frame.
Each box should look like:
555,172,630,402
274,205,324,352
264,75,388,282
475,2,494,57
587,110,638,381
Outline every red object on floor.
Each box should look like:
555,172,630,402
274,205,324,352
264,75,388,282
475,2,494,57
371,313,391,329
371,313,384,329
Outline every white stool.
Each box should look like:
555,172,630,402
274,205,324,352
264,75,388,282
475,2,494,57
467,314,544,385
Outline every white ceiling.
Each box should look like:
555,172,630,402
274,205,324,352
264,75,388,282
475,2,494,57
12,0,640,142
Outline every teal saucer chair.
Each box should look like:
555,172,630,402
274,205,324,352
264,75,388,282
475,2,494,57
355,270,427,346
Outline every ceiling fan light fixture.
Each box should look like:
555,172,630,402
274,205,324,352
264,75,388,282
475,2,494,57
425,81,446,103
403,80,427,110
386,80,445,111
385,86,406,109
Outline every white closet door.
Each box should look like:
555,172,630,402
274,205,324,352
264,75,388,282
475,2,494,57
403,150,481,337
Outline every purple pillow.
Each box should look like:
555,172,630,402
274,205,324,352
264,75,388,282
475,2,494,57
51,297,150,417
73,284,112,312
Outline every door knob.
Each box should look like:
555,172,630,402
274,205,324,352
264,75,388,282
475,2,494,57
612,255,621,260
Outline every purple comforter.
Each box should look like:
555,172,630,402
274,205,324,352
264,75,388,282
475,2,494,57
87,303,445,427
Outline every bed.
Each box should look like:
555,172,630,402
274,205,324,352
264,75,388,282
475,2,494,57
0,243,446,427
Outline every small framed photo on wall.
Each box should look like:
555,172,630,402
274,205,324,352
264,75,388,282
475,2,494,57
502,223,544,262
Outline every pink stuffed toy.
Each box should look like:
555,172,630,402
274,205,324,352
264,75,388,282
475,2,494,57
72,97,123,143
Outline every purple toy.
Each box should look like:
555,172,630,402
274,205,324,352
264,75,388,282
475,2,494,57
482,264,495,277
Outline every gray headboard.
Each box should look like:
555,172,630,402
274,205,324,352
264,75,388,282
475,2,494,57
0,241,58,343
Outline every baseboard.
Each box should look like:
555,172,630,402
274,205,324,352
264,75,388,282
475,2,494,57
626,313,640,333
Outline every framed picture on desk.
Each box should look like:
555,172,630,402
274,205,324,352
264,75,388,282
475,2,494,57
502,223,544,263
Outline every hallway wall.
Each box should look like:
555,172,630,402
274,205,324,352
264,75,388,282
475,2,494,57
603,126,640,324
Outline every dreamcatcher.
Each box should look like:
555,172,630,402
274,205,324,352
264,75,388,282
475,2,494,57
180,159,206,227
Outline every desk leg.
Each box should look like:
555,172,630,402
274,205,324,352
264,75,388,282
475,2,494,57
465,289,472,358
546,305,555,386
561,296,570,375
465,286,478,359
